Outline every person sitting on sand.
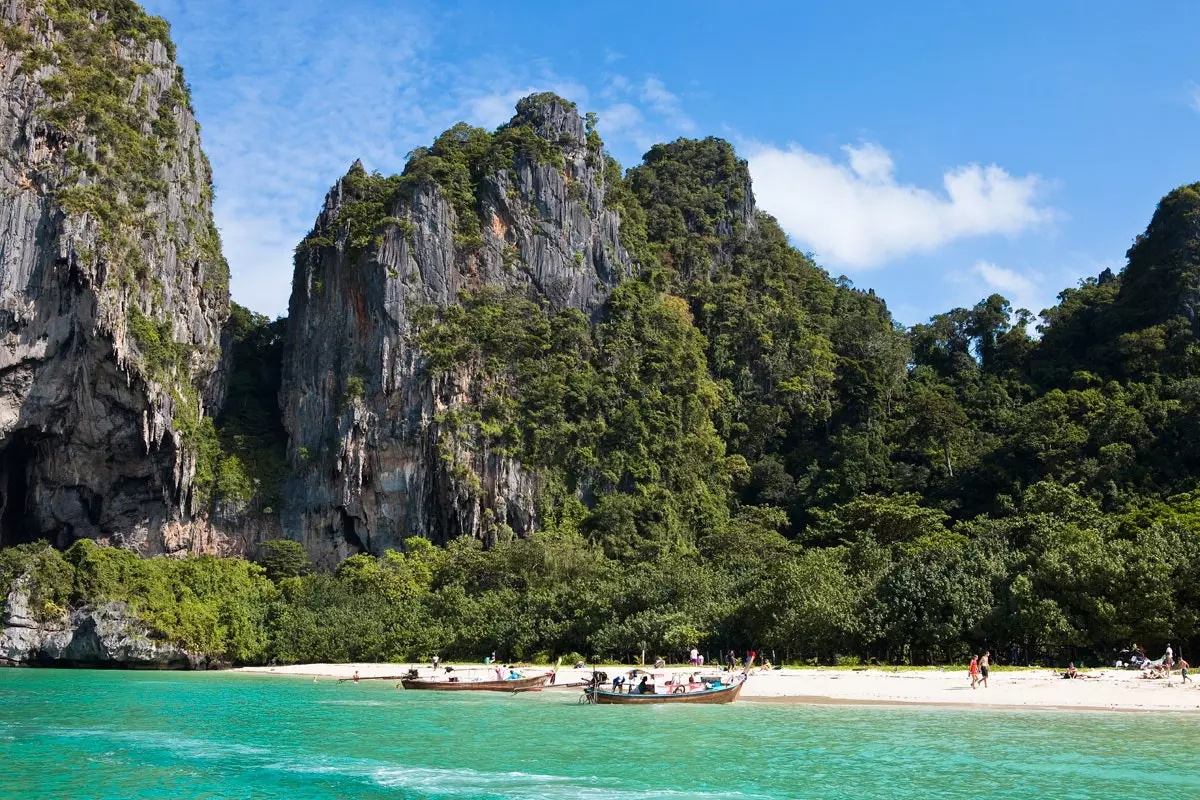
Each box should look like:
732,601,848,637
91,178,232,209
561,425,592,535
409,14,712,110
1063,663,1078,679
1139,665,1165,679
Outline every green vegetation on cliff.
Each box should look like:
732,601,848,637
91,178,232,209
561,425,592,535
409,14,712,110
298,94,582,259
193,304,289,511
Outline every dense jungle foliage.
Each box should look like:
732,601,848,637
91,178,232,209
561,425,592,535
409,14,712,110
5,97,1200,666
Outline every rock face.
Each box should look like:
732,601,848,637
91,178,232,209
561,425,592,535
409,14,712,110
0,577,201,668
0,2,228,552
281,95,630,564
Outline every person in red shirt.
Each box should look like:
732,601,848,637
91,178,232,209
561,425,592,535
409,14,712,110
968,655,979,689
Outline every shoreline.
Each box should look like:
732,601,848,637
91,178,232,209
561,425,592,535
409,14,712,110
232,663,1200,714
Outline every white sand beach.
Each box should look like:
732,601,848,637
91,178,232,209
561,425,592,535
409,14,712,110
235,663,1200,712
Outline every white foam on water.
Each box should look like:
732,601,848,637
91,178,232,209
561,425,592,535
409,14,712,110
258,753,769,800
364,762,768,800
29,725,768,799
37,726,273,760
314,699,391,707
368,764,770,800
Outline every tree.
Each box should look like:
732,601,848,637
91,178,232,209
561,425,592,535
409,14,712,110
260,540,312,582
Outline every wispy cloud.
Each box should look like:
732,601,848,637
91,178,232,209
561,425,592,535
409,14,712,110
142,1,699,316
143,0,438,316
973,261,1045,315
640,77,695,132
748,141,1054,267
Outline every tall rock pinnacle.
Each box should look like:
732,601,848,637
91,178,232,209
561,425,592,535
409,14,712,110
281,93,631,564
0,1,229,551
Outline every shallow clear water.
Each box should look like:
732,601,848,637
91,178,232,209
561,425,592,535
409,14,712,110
1,669,1197,799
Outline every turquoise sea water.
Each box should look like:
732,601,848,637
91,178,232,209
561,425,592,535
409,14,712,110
1,669,1197,799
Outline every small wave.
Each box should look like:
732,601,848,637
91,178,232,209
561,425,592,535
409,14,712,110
370,764,770,800
36,726,272,760
260,753,767,800
314,699,390,707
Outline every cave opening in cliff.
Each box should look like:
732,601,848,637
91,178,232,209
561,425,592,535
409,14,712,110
0,433,40,547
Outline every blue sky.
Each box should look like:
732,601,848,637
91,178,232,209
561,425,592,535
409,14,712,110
142,0,1200,325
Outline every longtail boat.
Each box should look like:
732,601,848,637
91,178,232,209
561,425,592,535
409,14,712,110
400,672,552,692
583,676,746,705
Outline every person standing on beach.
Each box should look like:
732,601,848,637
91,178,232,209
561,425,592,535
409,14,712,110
969,655,979,689
690,647,699,666
352,670,360,683
1164,643,1174,677
1178,656,1190,684
979,651,990,688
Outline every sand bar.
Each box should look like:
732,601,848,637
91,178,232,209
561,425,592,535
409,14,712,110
234,663,1200,713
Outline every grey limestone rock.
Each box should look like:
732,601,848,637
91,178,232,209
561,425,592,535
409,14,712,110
0,2,229,553
281,95,631,564
1,576,199,668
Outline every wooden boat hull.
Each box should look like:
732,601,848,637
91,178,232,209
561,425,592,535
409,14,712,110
585,679,745,705
400,673,551,692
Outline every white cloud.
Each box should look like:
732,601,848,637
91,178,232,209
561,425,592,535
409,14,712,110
748,142,1053,267
596,103,643,134
640,77,694,132
602,74,630,99
142,2,700,315
973,261,1044,314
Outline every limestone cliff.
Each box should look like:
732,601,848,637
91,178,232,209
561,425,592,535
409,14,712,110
281,94,631,564
0,575,207,668
0,2,228,552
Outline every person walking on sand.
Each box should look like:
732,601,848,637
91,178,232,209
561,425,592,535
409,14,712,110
1179,656,1191,684
968,655,979,689
979,651,990,688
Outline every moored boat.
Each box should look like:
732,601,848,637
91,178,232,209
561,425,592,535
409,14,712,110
583,676,746,705
400,673,552,692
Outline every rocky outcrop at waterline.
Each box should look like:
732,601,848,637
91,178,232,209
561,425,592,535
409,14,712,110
280,94,632,564
0,1,229,553
0,578,208,668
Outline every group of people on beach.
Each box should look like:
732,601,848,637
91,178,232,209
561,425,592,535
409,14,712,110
967,651,990,688
1132,643,1191,682
687,648,759,671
